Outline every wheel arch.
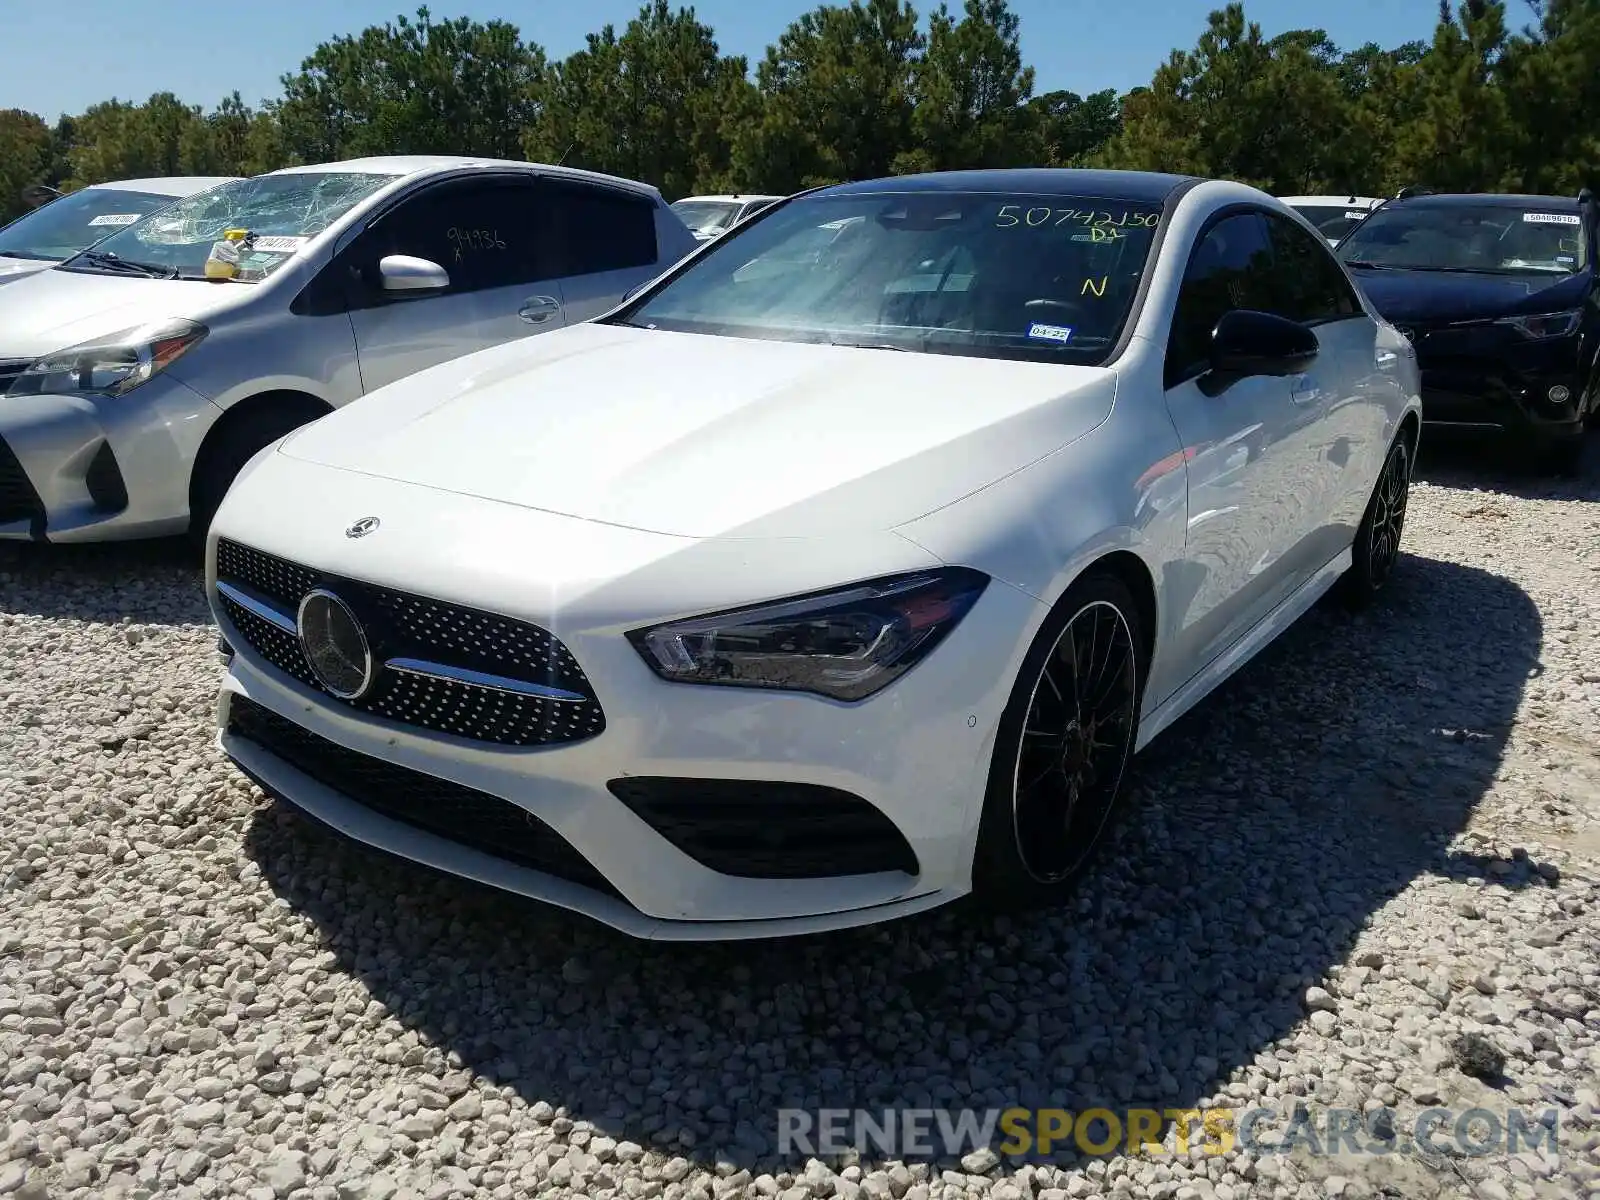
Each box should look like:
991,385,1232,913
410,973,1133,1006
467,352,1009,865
1397,408,1421,459
189,389,332,511
1066,548,1159,672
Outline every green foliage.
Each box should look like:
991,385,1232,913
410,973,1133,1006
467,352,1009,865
7,0,1600,223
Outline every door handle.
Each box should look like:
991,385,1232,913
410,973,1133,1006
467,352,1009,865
518,296,561,324
1290,373,1318,404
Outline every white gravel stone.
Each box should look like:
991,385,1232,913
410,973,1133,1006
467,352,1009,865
2,465,1600,1200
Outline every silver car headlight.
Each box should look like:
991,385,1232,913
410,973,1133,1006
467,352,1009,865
627,567,990,702
7,319,208,398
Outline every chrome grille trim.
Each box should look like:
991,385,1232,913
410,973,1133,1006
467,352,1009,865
385,658,589,703
216,581,297,634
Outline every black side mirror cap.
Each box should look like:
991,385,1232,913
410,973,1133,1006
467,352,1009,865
1209,309,1319,379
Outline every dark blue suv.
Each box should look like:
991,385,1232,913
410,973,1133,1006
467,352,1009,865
1337,189,1598,473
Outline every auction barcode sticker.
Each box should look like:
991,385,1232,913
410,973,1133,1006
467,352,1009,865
87,213,141,227
1523,212,1580,225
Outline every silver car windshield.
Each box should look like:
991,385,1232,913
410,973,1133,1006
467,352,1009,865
61,172,400,282
623,190,1164,365
0,187,175,261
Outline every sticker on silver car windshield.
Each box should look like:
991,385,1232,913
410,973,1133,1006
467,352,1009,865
1523,212,1581,225
1344,211,1367,220
250,235,309,253
1026,322,1074,344
88,213,141,227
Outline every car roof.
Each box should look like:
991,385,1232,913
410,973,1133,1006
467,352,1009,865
818,168,1197,203
674,194,785,203
1389,192,1581,210
266,156,663,200
83,176,240,196
1279,195,1383,207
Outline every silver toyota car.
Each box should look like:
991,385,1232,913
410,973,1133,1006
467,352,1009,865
0,155,699,546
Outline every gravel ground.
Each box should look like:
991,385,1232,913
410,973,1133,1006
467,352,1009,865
2,445,1599,1200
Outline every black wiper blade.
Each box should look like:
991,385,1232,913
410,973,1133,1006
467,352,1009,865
78,250,177,278
827,338,910,352
1341,259,1395,270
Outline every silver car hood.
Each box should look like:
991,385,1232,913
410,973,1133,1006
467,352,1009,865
0,267,247,358
0,258,54,287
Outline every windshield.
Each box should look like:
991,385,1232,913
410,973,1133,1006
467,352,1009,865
62,171,399,282
1289,204,1370,244
672,200,741,236
1339,203,1588,274
0,186,178,261
622,190,1164,365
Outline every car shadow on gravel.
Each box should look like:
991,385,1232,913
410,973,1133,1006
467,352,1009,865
243,550,1544,1176
0,537,209,626
1414,428,1600,502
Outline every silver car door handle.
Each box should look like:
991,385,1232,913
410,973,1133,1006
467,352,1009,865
518,296,561,324
1290,374,1318,404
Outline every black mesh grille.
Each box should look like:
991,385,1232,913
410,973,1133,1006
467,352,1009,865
228,695,621,897
215,538,606,748
607,777,920,879
0,435,43,527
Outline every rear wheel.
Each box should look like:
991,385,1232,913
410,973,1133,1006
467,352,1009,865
973,573,1148,910
1339,434,1410,609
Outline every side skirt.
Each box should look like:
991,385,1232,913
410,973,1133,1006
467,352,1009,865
1134,546,1353,753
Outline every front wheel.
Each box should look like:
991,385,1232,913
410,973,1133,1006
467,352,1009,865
1339,434,1411,609
187,407,322,554
972,573,1148,910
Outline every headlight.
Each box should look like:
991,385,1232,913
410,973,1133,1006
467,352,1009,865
627,567,990,702
7,319,207,398
1495,309,1581,339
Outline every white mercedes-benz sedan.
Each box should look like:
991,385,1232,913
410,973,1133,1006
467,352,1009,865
207,168,1422,941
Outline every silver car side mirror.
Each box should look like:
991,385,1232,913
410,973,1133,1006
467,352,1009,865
377,255,449,293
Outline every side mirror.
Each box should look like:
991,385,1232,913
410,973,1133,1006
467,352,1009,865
22,184,62,210
377,254,449,294
1210,309,1318,378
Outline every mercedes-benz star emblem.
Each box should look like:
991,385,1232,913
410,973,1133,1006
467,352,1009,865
297,589,374,700
345,516,380,538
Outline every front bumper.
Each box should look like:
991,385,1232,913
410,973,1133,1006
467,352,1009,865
207,474,1043,940
1412,329,1592,439
0,375,222,542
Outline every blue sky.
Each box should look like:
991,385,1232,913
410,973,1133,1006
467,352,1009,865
10,0,1443,122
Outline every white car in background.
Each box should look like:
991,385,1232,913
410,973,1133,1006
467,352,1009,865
1279,195,1385,246
0,156,697,546
0,177,239,286
671,194,785,241
208,167,1420,941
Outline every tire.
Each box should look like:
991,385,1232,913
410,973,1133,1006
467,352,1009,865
187,407,320,553
1339,433,1411,610
972,572,1149,911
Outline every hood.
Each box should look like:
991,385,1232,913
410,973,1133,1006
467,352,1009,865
0,257,53,286
278,322,1118,539
0,267,248,358
1349,266,1591,324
